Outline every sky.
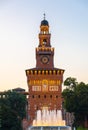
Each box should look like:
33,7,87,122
0,0,88,91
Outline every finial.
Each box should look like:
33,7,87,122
43,13,46,20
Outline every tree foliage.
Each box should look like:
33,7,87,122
62,77,88,127
64,77,77,90
0,91,27,130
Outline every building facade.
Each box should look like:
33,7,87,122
25,16,64,125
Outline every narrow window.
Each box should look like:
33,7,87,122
56,95,58,98
50,95,52,98
44,95,46,98
32,95,34,98
38,95,40,98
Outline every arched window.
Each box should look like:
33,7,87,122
43,39,47,45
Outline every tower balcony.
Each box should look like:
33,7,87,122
36,47,54,53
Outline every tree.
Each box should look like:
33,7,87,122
1,103,22,130
64,77,78,90
62,77,88,128
0,91,27,130
6,91,26,119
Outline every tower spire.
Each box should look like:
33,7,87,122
43,13,46,20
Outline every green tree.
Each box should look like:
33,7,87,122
1,103,22,130
62,77,88,128
0,91,27,130
6,91,26,119
64,77,78,90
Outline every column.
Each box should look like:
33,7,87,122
58,127,60,130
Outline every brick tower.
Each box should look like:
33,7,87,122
25,15,64,125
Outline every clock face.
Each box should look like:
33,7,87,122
41,56,49,64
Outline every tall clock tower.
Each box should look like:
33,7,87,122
36,15,54,69
26,15,64,125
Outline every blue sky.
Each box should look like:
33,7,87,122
0,0,88,91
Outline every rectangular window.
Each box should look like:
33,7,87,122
49,86,58,91
32,86,41,91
